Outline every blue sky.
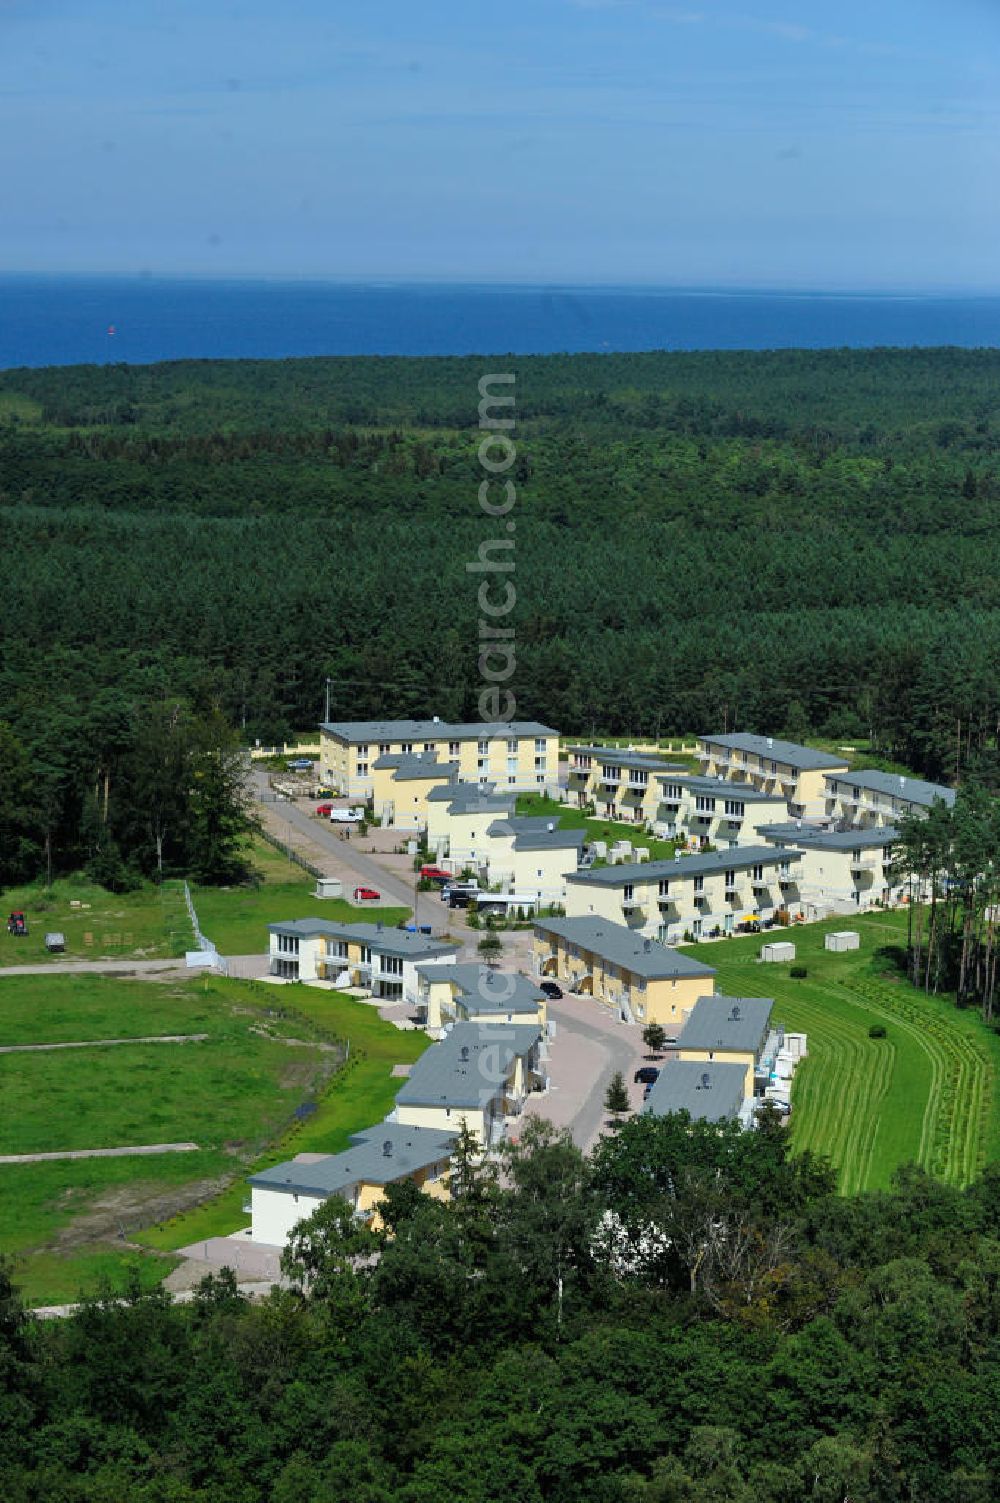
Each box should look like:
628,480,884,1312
1,0,997,287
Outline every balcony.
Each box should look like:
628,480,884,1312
599,773,621,788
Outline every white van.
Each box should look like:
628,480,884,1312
329,807,365,824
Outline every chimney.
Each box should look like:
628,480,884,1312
700,1071,710,1089
383,1139,393,1158
767,737,773,749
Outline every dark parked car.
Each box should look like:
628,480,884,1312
540,981,563,999
634,1065,660,1085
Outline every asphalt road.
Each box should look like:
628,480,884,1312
252,770,416,908
523,995,647,1152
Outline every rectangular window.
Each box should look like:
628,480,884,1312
507,738,518,754
693,876,704,893
423,742,434,753
378,743,390,755
658,878,670,897
448,741,460,756
752,864,764,882
536,774,545,784
401,742,413,754
623,883,634,901
357,763,368,777
696,796,716,813
478,740,489,755
724,800,745,818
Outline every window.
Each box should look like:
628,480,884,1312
401,741,413,754
380,955,403,976
478,757,488,771
478,739,489,755
623,883,634,901
693,876,704,893
752,864,764,882
508,775,517,785
696,796,715,813
724,870,736,888
507,737,518,754
536,774,545,785
379,742,390,755
724,799,744,817
692,918,703,937
658,878,670,896
448,741,460,756
534,756,545,768
423,742,434,753
357,763,368,776
357,743,369,755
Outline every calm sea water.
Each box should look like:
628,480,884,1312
1,276,999,369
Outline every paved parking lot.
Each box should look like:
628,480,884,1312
518,992,651,1152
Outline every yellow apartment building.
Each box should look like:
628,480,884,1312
761,823,904,915
823,769,956,828
532,914,717,1034
565,745,687,824
267,919,458,1004
414,961,548,1032
674,993,777,1097
390,1021,544,1146
653,774,788,848
696,733,848,818
320,718,560,801
249,1123,455,1246
370,752,459,828
563,846,804,944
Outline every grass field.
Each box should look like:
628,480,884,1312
679,912,1000,1193
135,982,429,1254
192,837,409,955
515,793,679,862
0,964,429,1303
0,876,192,966
0,971,361,1303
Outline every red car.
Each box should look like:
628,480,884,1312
419,865,452,880
316,803,334,816
353,886,380,902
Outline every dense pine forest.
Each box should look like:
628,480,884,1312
2,346,1000,880
6,1115,1000,1501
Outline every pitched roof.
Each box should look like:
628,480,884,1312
699,733,847,772
658,774,787,804
249,1124,456,1198
394,1022,540,1109
533,915,717,981
761,823,900,852
676,994,773,1057
413,962,545,1015
372,752,459,782
485,816,585,852
564,845,802,888
642,1059,747,1122
267,918,458,960
321,719,558,743
824,769,956,808
566,745,686,773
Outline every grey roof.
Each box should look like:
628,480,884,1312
321,719,558,744
394,1022,541,1109
533,916,717,981
249,1124,456,1199
643,1059,747,1122
372,750,456,778
657,774,787,804
268,918,458,960
413,962,544,1015
824,769,956,808
485,815,584,852
427,783,510,812
567,745,686,773
564,845,802,888
676,994,774,1057
699,733,848,772
761,823,900,852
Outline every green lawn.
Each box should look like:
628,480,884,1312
0,876,191,966
0,972,359,1303
136,983,430,1254
678,912,1000,1193
515,793,679,862
192,837,409,955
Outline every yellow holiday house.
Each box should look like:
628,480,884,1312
249,1123,455,1246
696,733,848,819
319,717,560,801
532,915,716,1035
